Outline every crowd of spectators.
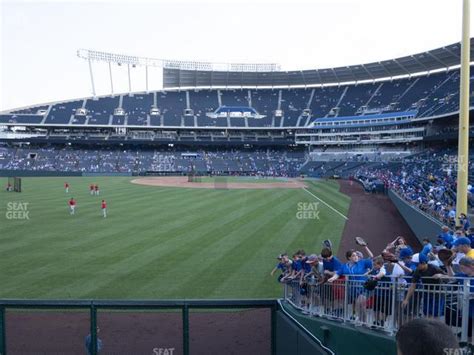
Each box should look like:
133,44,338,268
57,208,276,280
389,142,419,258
0,145,306,177
356,148,474,226
273,226,474,342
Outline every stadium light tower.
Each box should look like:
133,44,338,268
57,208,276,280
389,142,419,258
108,62,114,95
456,0,470,219
77,49,280,96
87,57,96,98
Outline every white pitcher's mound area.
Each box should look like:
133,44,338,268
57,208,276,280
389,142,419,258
131,176,307,189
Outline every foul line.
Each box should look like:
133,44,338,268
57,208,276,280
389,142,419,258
302,187,348,220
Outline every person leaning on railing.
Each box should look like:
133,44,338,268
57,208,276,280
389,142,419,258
270,253,292,282
366,256,392,328
299,254,324,313
444,256,474,338
396,247,417,276
402,253,446,317
327,240,375,323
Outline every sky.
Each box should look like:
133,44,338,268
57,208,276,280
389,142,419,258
0,0,471,111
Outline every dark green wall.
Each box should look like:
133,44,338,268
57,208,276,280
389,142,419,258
280,301,397,355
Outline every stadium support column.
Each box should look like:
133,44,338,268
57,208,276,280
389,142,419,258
128,64,132,94
109,61,114,95
88,58,96,98
456,0,470,219
146,65,149,93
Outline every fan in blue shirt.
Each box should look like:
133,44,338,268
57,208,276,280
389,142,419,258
321,247,342,277
328,247,374,322
439,226,454,248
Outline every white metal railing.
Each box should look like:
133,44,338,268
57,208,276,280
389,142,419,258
283,275,473,343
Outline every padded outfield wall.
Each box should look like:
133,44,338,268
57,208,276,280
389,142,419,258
0,170,132,177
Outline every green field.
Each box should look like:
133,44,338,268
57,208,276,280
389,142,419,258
0,177,350,299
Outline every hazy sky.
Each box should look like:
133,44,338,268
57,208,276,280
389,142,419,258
0,0,471,111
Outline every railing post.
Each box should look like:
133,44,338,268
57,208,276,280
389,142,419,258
183,304,189,355
461,278,471,343
90,302,97,355
343,278,349,322
390,279,397,334
271,304,277,355
0,306,5,355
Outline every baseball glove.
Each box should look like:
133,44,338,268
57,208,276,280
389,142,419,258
323,239,333,249
363,278,378,291
299,283,308,296
438,249,455,266
355,236,368,247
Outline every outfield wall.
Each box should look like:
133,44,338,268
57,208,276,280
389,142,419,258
0,170,82,177
0,299,336,355
276,311,328,355
82,172,132,177
279,301,396,355
388,189,443,242
0,170,132,177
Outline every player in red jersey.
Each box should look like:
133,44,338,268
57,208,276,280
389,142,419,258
89,183,95,195
94,184,100,196
64,182,70,193
68,197,76,215
101,200,107,218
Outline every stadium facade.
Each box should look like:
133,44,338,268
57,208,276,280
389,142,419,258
0,40,472,179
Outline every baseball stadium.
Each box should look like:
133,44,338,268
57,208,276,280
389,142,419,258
2,1,474,354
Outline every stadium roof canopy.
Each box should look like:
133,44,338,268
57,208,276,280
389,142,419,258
163,39,474,88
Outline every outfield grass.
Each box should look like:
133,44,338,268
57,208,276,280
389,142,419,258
0,177,350,299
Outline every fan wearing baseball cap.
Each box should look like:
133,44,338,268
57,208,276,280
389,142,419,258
402,253,447,316
444,257,474,336
454,237,474,258
397,247,417,276
270,253,292,282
